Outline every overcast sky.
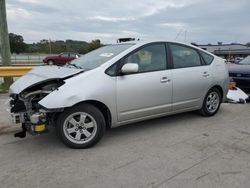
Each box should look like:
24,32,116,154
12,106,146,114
6,0,250,44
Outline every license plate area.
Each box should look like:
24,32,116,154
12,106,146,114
11,113,25,124
11,113,20,124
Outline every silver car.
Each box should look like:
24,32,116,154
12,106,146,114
9,41,229,148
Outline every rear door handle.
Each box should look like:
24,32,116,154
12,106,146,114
160,77,171,83
202,72,210,77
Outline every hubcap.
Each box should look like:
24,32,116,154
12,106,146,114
63,112,97,144
206,91,219,113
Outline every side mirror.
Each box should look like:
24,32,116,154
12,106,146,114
121,63,139,74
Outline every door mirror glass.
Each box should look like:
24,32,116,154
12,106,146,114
121,63,139,74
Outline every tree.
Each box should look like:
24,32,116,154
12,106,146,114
25,39,102,54
9,33,27,53
88,39,101,51
246,42,250,47
0,0,13,91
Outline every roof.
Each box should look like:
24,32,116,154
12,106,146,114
112,40,216,58
116,40,196,47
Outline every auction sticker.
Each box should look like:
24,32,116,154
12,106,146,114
99,53,114,57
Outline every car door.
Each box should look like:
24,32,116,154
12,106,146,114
116,43,173,123
65,53,72,63
59,53,69,64
168,43,211,111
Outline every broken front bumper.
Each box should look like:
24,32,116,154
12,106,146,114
11,111,48,137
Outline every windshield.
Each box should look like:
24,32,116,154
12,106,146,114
70,44,134,70
239,56,250,65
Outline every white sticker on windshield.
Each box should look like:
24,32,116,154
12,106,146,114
99,53,114,57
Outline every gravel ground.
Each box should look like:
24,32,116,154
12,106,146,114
0,94,250,188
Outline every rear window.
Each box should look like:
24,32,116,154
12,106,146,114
200,51,214,65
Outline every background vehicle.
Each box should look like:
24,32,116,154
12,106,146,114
43,52,80,65
234,57,244,64
9,41,229,148
229,55,250,89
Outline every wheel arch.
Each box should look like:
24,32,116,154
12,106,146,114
210,85,223,100
73,100,112,130
47,59,55,63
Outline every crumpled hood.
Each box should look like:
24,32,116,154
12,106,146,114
229,63,250,73
9,66,84,94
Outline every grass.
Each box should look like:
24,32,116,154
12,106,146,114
0,78,13,93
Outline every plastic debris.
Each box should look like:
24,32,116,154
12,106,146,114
227,87,249,104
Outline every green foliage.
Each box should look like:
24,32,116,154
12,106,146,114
9,33,27,54
26,39,101,54
8,33,102,54
0,77,13,93
88,39,102,51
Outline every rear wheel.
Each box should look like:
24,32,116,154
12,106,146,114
57,104,105,148
199,87,221,116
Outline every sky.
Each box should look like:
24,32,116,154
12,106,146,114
5,0,250,44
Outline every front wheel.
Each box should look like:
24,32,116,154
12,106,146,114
47,60,54,65
56,104,106,149
199,88,222,116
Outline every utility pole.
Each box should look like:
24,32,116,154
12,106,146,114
49,38,52,54
0,0,13,87
184,30,187,43
174,29,183,41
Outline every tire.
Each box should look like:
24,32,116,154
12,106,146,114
56,104,106,149
47,60,54,65
199,87,222,116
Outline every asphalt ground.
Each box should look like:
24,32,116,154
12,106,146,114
0,94,250,188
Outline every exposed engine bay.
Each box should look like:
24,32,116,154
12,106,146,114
8,66,84,138
10,80,65,137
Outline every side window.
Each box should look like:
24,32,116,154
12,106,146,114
61,53,69,57
170,44,201,68
106,63,117,76
123,44,167,73
69,53,76,58
200,51,214,65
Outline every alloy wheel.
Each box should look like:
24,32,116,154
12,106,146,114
206,91,220,113
63,112,97,144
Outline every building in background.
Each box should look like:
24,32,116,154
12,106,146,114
198,43,250,62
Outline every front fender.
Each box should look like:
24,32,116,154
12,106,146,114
39,89,84,109
38,69,117,125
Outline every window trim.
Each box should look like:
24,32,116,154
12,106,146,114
105,42,169,77
167,42,206,69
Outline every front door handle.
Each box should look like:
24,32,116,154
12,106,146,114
160,77,171,83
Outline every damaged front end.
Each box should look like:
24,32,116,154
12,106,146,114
10,81,64,137
8,66,84,138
